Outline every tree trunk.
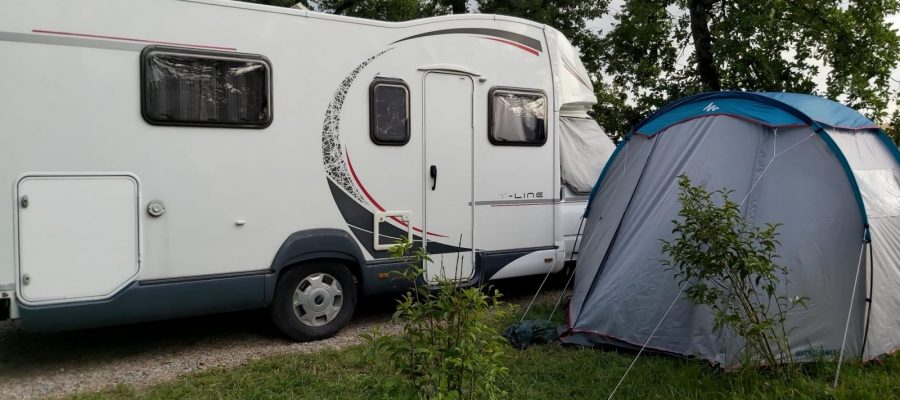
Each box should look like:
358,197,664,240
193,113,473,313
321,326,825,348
332,0,357,14
448,0,466,14
689,0,721,91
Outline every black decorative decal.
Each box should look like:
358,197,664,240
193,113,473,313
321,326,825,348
328,180,468,257
322,49,391,204
392,28,542,52
321,50,468,258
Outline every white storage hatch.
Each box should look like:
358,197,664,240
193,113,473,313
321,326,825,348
17,175,140,304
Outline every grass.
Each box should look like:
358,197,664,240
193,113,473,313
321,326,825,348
71,300,900,400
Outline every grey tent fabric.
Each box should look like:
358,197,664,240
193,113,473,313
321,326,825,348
559,117,616,193
567,134,654,322
828,130,900,360
562,95,900,367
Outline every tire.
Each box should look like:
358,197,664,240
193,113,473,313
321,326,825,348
269,261,357,341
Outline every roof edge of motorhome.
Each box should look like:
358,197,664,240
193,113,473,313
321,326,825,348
180,0,548,30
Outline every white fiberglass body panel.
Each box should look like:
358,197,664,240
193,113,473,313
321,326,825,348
0,0,601,311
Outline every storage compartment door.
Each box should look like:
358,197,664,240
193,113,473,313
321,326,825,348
17,175,140,303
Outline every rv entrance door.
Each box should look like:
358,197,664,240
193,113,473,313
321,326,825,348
423,72,474,282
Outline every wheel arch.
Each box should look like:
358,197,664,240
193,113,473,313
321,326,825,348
266,229,366,305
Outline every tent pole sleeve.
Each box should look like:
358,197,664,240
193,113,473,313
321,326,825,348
861,235,874,358
834,233,868,388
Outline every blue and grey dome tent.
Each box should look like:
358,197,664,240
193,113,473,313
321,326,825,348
560,91,900,367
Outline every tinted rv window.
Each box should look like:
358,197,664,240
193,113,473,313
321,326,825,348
489,89,547,146
370,79,410,145
141,46,272,128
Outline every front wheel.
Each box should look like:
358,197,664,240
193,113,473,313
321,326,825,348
269,261,357,341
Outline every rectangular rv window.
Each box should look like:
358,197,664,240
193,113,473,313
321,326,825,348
141,46,272,128
370,79,410,145
489,89,547,146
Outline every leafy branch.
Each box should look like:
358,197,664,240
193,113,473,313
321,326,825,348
364,237,510,399
660,175,807,370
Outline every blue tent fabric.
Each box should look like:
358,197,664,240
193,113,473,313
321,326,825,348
635,95,809,136
757,92,879,130
586,92,889,221
634,91,878,137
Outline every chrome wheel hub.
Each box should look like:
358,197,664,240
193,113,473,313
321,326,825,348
292,272,344,327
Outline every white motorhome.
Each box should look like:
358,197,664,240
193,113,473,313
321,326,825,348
0,0,613,340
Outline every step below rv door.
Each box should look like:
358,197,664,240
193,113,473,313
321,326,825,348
16,174,141,305
373,211,413,251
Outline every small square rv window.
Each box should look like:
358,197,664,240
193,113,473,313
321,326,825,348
489,88,547,146
370,79,410,145
141,46,272,128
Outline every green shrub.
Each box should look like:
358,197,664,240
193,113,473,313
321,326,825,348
364,238,509,399
660,175,807,370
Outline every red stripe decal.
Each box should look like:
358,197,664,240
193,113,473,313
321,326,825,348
490,203,555,207
32,29,237,51
481,36,540,56
344,150,447,238
345,150,386,212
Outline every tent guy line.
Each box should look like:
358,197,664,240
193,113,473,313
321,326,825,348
607,272,694,400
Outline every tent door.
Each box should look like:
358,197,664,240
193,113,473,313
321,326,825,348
423,72,474,282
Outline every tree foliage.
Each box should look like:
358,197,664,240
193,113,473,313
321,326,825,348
661,175,807,369
236,0,900,143
243,0,461,21
311,0,460,21
237,0,608,71
474,0,623,137
475,0,609,72
600,0,900,139
364,238,509,399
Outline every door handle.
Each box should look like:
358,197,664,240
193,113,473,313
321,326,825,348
430,165,438,190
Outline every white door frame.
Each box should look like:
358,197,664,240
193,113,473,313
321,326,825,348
420,70,477,281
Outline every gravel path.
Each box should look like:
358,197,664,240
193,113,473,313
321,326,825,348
0,306,400,399
0,277,567,400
